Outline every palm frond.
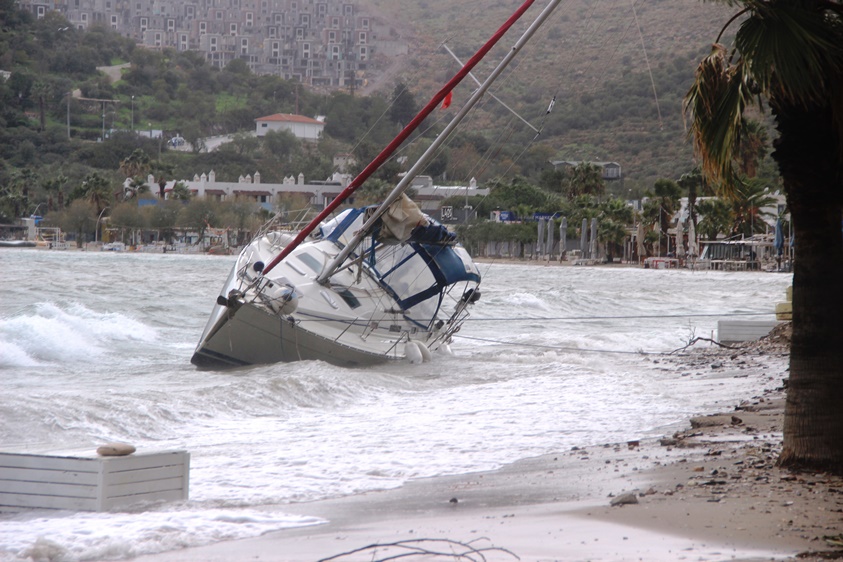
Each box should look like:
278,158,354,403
684,44,754,195
736,1,843,106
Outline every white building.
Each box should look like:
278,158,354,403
254,113,324,140
153,171,488,217
156,171,347,210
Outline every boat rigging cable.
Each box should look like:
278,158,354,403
316,0,568,285
260,0,552,278
631,0,663,129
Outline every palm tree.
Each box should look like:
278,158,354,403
31,80,52,132
566,163,605,199
737,119,769,178
74,172,112,217
730,180,776,239
685,1,843,472
119,148,152,180
42,174,68,212
646,179,681,256
170,181,192,201
599,197,635,262
597,219,627,262
123,176,150,201
695,198,732,241
152,161,175,199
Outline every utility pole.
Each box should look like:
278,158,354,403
66,92,71,139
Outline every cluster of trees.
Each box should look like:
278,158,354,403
448,146,779,261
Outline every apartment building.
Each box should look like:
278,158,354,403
16,0,407,89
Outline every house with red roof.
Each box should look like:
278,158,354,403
254,113,324,141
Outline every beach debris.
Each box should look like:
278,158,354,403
317,538,519,562
449,497,459,504
610,492,639,506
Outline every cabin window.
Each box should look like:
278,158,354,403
296,252,322,273
335,288,361,309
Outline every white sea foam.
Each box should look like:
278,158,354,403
0,302,157,366
0,251,793,560
0,509,324,562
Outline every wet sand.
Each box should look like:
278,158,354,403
130,326,843,562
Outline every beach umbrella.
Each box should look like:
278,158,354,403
559,217,567,258
546,217,554,257
675,223,685,257
774,218,784,256
537,217,545,256
636,222,645,261
590,218,598,260
580,218,588,257
688,219,698,258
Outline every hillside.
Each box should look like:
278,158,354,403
361,0,739,193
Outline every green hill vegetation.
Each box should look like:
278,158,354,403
0,0,782,255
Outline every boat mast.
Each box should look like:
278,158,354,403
317,0,565,284
260,0,541,277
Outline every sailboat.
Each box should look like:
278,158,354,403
191,0,562,369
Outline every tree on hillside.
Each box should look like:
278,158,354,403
685,0,843,472
389,82,419,127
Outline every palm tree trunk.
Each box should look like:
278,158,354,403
774,100,843,472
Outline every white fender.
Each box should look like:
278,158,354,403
413,340,433,362
404,341,424,364
263,283,298,315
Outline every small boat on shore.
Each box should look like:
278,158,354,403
191,0,564,369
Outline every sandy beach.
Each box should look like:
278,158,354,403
125,325,843,562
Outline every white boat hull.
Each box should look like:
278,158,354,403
190,301,395,369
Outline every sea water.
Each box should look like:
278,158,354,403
0,249,792,561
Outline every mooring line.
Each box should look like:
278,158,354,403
464,311,775,322
453,334,671,355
